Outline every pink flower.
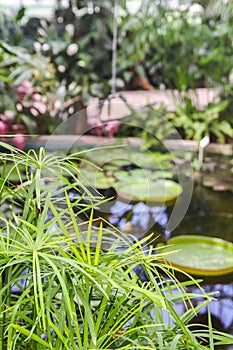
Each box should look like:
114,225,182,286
17,80,32,92
0,119,9,135
13,133,25,150
16,81,33,101
87,117,104,136
104,120,119,138
87,117,102,127
90,126,104,136
32,93,42,102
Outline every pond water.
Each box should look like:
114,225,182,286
172,186,233,346
79,148,233,344
106,182,233,345
172,185,233,347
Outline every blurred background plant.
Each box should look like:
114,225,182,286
116,102,175,149
0,0,232,142
167,96,233,143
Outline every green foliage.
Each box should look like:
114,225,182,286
118,102,175,149
167,95,233,143
0,142,233,348
0,41,67,134
0,2,115,134
116,0,233,90
0,0,232,141
145,6,232,91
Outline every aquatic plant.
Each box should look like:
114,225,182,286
0,142,232,349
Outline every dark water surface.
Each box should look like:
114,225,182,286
108,183,233,344
173,185,233,343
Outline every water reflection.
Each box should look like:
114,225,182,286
109,200,169,241
106,184,233,340
185,283,233,337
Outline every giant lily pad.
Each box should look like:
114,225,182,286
86,148,130,166
127,151,173,169
115,169,173,185
86,148,173,170
116,179,182,203
79,168,115,189
158,235,233,276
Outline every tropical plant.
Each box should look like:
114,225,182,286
0,142,233,349
167,95,233,143
0,44,67,140
0,0,233,143
115,99,175,149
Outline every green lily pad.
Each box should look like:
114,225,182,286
108,158,132,167
115,168,173,183
86,148,173,170
115,170,130,180
158,235,233,276
116,179,182,203
86,148,129,165
79,169,115,189
127,151,173,169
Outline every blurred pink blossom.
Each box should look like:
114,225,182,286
104,120,119,138
87,117,102,127
87,117,104,136
0,117,9,135
16,81,33,101
13,133,25,150
32,93,42,102
87,117,120,138
16,81,42,103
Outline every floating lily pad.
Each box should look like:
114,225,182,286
108,158,132,167
116,179,182,203
127,151,173,169
158,235,233,276
115,170,131,180
79,169,115,189
115,169,173,183
86,148,174,170
86,148,130,165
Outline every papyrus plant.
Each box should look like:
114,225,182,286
0,142,232,349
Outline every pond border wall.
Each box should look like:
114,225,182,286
24,135,232,155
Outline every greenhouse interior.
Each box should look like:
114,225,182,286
0,0,232,349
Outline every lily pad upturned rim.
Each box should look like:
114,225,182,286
116,179,183,204
79,169,115,189
158,235,233,276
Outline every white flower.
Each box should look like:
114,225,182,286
58,65,66,73
42,43,50,51
189,3,204,16
5,110,15,119
126,0,142,15
65,24,75,37
33,42,41,52
66,43,79,56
